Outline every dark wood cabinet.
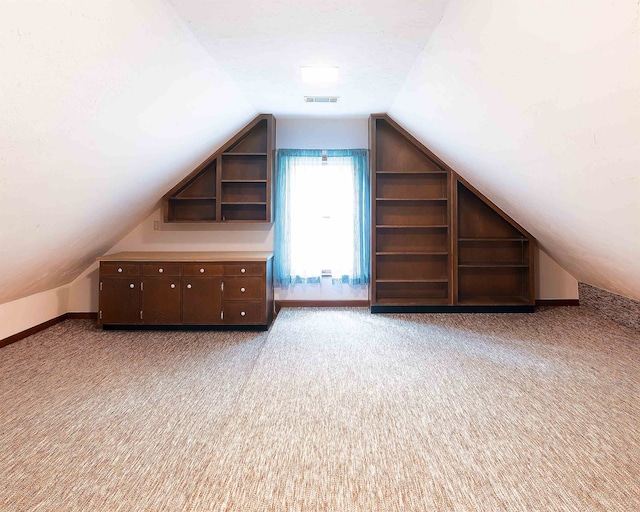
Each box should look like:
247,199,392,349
99,278,141,325
141,277,182,324
98,252,273,329
163,115,276,224
370,114,535,312
182,277,222,325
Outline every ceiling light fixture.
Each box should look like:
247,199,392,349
301,66,339,84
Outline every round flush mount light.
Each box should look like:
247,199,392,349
301,66,339,84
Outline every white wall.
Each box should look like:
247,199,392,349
277,118,369,149
0,286,70,341
390,0,640,300
536,249,578,300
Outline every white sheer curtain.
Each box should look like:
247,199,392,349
288,155,354,280
274,149,369,286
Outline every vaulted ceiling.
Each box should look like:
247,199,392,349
1,0,638,304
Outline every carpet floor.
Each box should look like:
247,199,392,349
0,307,638,511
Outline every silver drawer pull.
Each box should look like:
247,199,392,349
200,268,205,273
240,268,246,273
170,284,175,289
158,268,163,273
118,268,123,273
240,311,246,317
241,287,246,293
187,284,192,289
129,283,135,289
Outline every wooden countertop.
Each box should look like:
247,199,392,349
97,251,273,262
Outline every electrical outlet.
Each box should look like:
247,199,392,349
153,220,160,231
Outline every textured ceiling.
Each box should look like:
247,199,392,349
166,0,450,117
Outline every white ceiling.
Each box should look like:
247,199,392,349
167,0,451,117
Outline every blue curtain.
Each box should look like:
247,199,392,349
274,149,370,286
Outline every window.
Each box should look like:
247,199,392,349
274,149,369,286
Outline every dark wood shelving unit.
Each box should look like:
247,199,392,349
370,114,535,313
163,114,275,223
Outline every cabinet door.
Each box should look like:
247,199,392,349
100,278,141,324
183,277,223,324
141,278,182,324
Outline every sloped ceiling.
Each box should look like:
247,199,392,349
0,0,256,304
390,0,640,300
1,0,638,306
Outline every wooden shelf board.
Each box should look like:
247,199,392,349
376,279,449,283
376,225,449,229
458,264,529,268
222,152,267,156
376,170,447,175
376,198,448,202
221,202,267,205
373,298,449,306
221,180,267,183
458,238,528,242
457,296,530,306
169,196,216,201
376,252,448,256
165,219,217,223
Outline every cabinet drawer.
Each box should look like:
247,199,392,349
224,277,264,300
101,262,140,277
224,301,265,325
142,262,181,276
224,263,264,276
183,263,223,276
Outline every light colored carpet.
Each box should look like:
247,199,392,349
1,307,638,511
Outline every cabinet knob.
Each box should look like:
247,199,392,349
170,284,175,289
241,268,246,273
240,311,246,317
129,283,135,289
158,268,163,273
187,284,192,289
241,287,246,293
118,268,123,273
200,268,205,273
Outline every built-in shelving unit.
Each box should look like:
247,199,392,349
163,114,275,223
370,114,535,313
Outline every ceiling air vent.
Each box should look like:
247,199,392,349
304,96,339,103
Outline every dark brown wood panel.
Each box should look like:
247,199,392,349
167,199,216,222
142,262,182,277
221,203,267,222
376,173,447,199
221,182,267,203
183,263,223,276
375,118,444,173
376,254,448,281
224,263,265,276
221,155,267,181
141,278,181,324
174,165,216,198
100,263,139,277
376,200,448,226
458,240,529,266
225,119,268,153
224,277,265,300
223,301,264,324
376,227,448,253
182,277,223,324
458,267,530,304
376,282,449,304
100,278,140,324
457,182,522,239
